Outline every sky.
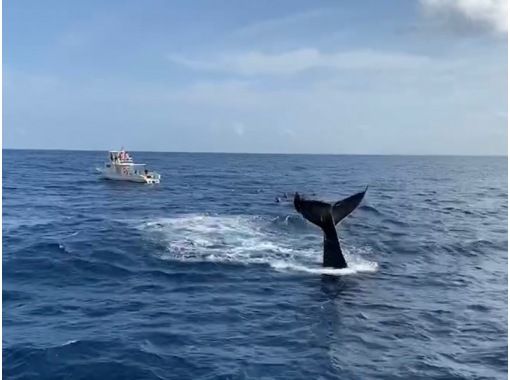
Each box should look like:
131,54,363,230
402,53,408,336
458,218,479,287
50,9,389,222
3,0,508,155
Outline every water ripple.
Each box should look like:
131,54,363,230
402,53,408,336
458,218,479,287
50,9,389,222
3,151,507,380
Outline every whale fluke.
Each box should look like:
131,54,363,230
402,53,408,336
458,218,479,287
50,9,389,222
332,186,368,225
294,188,367,269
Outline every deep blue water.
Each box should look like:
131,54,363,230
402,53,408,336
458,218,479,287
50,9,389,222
3,150,508,380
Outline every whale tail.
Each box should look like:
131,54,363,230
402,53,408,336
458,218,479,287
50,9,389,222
293,188,367,269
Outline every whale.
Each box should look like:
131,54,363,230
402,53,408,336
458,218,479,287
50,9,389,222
293,188,367,269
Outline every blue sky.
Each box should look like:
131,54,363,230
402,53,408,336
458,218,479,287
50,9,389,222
4,0,508,154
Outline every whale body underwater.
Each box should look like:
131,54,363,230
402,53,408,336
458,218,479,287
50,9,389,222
293,188,368,269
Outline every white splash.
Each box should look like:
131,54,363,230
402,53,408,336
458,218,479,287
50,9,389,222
138,214,378,276
60,339,78,346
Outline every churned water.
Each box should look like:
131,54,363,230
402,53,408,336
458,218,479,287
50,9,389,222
3,150,507,379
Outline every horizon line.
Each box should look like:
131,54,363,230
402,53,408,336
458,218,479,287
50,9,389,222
2,147,507,158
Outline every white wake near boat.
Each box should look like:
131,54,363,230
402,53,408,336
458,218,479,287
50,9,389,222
97,150,161,184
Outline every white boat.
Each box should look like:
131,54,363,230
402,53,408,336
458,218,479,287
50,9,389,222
97,150,161,184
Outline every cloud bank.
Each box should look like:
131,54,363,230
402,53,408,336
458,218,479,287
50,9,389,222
169,49,432,76
421,0,508,34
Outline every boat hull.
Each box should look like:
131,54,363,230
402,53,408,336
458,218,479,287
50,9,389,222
97,169,160,184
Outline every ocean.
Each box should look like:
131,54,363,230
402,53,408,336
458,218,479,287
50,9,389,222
3,150,508,380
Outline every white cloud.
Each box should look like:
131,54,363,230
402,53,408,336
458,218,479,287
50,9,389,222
421,0,508,34
232,8,330,39
169,49,432,76
233,122,246,136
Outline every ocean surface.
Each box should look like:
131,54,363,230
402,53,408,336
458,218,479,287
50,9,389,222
3,150,508,380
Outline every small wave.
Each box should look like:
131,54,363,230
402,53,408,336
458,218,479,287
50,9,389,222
138,214,377,276
3,217,58,232
9,241,71,257
381,218,408,228
60,340,78,347
3,289,33,303
359,205,382,215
